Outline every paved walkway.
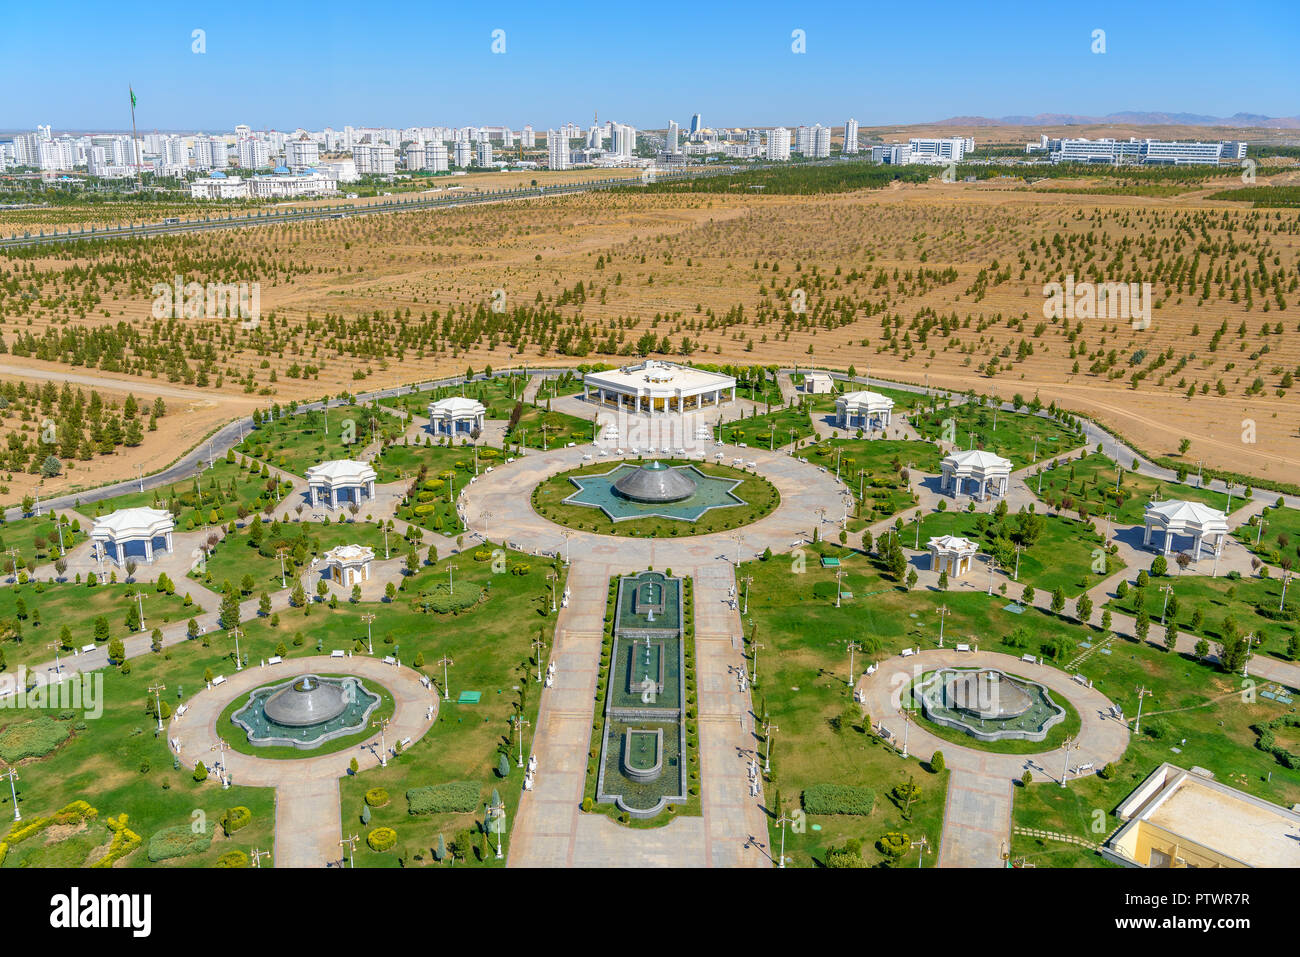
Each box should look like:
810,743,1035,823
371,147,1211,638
856,649,1129,867
168,654,439,868
461,442,847,567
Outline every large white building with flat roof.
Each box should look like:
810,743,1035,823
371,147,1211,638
583,360,736,414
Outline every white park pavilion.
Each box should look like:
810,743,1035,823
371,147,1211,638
323,543,375,587
1142,500,1230,559
306,459,377,510
428,396,486,436
928,535,978,578
91,506,175,566
835,390,894,431
583,360,736,414
941,449,1012,500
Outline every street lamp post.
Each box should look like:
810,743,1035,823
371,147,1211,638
776,810,792,868
515,715,531,768
1060,735,1077,787
372,716,390,767
936,603,950,647
763,721,778,773
339,834,358,869
148,682,166,733
360,612,376,655
846,639,860,687
487,794,506,860
532,633,546,682
4,765,20,821
438,655,455,697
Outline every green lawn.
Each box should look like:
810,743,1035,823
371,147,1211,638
911,404,1084,469
85,456,292,533
237,404,405,477
0,512,88,572
0,544,563,867
378,374,531,421
504,406,594,451
531,459,780,538
534,371,585,401
807,439,942,525
1034,452,1235,525
190,518,414,596
916,509,1121,597
721,407,815,450
737,539,1300,867
368,437,484,486
1108,572,1299,661
0,641,279,867
1235,505,1300,566
805,381,932,416
0,581,195,671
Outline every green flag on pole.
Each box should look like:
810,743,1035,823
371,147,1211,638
130,87,137,110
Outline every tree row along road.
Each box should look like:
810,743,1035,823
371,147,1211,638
0,166,745,249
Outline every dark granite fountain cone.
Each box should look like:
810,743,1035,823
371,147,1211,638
612,461,697,503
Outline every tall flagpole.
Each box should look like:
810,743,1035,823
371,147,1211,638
129,85,142,192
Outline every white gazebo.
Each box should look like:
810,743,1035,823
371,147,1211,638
306,459,377,510
928,535,978,578
583,360,736,415
941,449,1012,500
835,390,894,431
1143,500,1229,558
91,507,175,566
804,372,835,394
323,543,375,586
428,396,486,436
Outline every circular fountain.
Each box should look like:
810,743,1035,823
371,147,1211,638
232,674,382,750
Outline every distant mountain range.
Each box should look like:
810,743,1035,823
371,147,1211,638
934,112,1300,130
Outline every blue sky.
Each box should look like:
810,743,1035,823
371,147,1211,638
3,0,1296,131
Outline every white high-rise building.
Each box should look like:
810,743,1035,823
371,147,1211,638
287,137,319,169
907,137,968,163
522,126,535,148
453,140,473,167
843,118,859,154
192,136,224,169
612,124,636,159
502,128,514,148
353,143,395,174
237,138,270,170
426,142,449,172
476,140,493,166
547,130,569,170
666,121,679,154
404,143,426,171
587,126,601,149
795,126,813,155
766,127,791,161
812,124,831,159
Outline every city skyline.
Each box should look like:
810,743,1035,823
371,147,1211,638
3,0,1297,130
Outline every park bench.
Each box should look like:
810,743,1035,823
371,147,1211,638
956,643,970,652
174,704,187,718
900,648,914,658
1075,762,1094,774
331,649,345,658
866,663,877,675
267,656,282,665
211,675,226,686
1021,654,1037,663
567,442,576,448
399,736,412,749
383,656,396,666
81,643,96,654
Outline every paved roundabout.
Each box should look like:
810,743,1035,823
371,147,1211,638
856,649,1130,867
169,655,439,867
460,442,848,566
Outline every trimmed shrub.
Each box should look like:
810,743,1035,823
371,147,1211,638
801,783,875,816
366,826,398,852
216,850,249,867
147,823,214,862
222,806,251,835
406,781,479,815
364,787,391,808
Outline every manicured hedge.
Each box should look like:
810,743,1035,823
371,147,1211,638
364,787,391,808
0,716,70,761
406,781,479,815
147,823,214,861
802,783,875,816
216,850,249,867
